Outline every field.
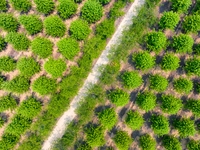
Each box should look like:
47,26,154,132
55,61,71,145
55,0,200,149
0,0,132,149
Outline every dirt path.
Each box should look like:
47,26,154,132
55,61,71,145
42,0,145,149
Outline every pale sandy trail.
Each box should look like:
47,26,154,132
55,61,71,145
42,0,145,149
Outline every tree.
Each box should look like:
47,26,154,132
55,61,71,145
136,91,156,111
57,0,77,20
0,95,17,112
125,110,144,130
0,36,6,51
173,117,196,137
17,57,40,77
160,94,182,114
139,134,156,150
0,13,19,32
187,140,200,150
172,34,194,53
44,15,66,37
81,1,103,23
149,74,168,92
31,37,53,58
182,14,200,33
132,51,155,70
161,53,180,71
77,142,92,150
173,78,193,94
57,38,79,60
5,32,30,51
162,135,181,150
10,0,31,12
98,0,111,5
150,114,169,135
34,0,54,15
44,58,66,78
0,134,20,150
195,82,200,93
98,108,117,130
193,44,200,55
145,31,167,53
108,89,130,106
159,11,180,30
0,56,16,72
185,99,200,117
32,76,56,95
185,58,200,76
170,0,192,13
19,15,43,35
70,19,91,40
120,71,143,89
0,0,7,11
113,131,132,150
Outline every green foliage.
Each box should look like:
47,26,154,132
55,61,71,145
57,0,77,20
193,44,200,55
0,36,6,51
0,13,19,32
0,134,20,150
98,108,117,130
5,32,30,51
125,110,144,130
0,117,4,127
17,97,41,118
108,89,130,106
150,114,169,135
139,134,156,150
149,74,168,92
17,57,40,77
70,19,91,40
0,0,7,11
172,34,194,53
32,76,56,95
57,38,79,59
10,0,31,12
44,15,66,37
161,53,180,71
160,94,182,114
0,76,5,89
132,51,155,70
173,118,196,137
19,15,43,35
85,125,105,148
34,0,54,15
185,99,200,117
5,115,32,135
0,56,16,72
77,142,92,150
113,131,132,150
159,11,180,30
81,1,103,23
120,71,143,89
170,0,192,13
0,95,17,112
44,58,66,78
98,0,110,5
110,1,125,20
195,82,200,93
173,78,193,93
145,31,167,53
162,135,181,150
187,140,200,150
185,58,200,76
136,91,156,111
31,37,53,58
95,19,114,39
3,76,30,93
183,14,200,33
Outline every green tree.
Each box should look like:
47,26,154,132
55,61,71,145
0,56,16,72
17,57,40,77
125,110,144,130
170,0,192,13
0,0,7,11
120,71,143,89
0,13,19,32
139,134,156,150
187,140,200,150
113,131,132,150
34,0,54,15
81,1,103,23
136,91,156,111
183,14,200,33
160,94,182,114
0,134,20,150
44,15,66,37
185,58,200,76
57,0,77,20
172,34,194,53
10,0,31,12
161,53,180,71
98,0,111,5
70,19,91,40
0,95,17,112
108,89,130,106
173,78,193,94
145,31,167,53
44,58,66,78
132,51,155,70
149,74,168,92
193,44,200,55
77,142,92,150
162,135,181,150
31,37,53,58
159,11,180,30
195,82,200,93
185,99,200,117
0,36,6,51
